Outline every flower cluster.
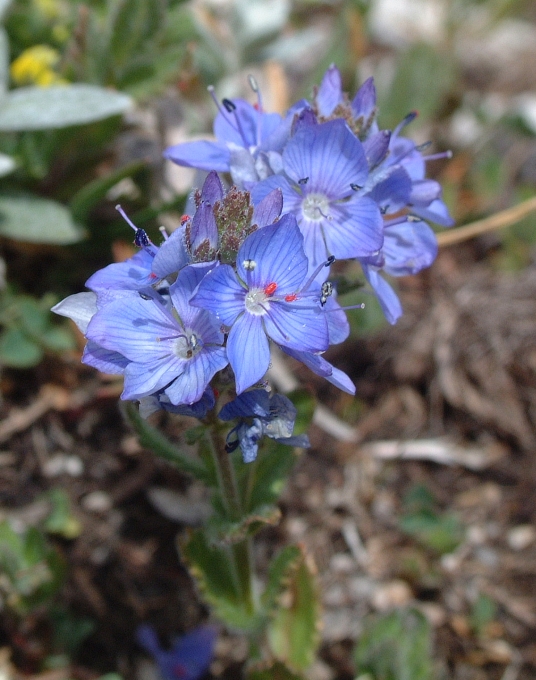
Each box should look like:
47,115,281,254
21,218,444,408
53,65,452,461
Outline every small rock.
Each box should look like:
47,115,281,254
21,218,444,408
371,580,413,611
43,453,84,477
507,524,536,551
82,491,112,513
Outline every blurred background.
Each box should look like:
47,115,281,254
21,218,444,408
1,0,536,678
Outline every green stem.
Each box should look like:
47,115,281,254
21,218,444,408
205,419,256,617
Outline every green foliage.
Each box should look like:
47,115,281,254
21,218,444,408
354,608,434,680
261,545,301,615
0,84,132,130
0,193,84,243
0,290,75,368
42,488,82,540
399,485,464,555
0,519,65,615
248,661,305,680
182,528,256,630
379,43,456,130
470,593,497,637
122,401,214,484
267,546,320,672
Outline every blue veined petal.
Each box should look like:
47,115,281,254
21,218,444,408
411,198,455,227
281,346,355,394
316,64,342,116
151,225,190,279
283,120,369,200
229,144,258,186
164,346,228,405
409,179,442,206
191,264,246,326
351,77,377,121
164,140,231,172
299,217,329,274
219,389,271,420
200,171,224,205
122,355,187,400
251,188,283,227
86,295,179,362
82,341,129,374
363,130,391,169
367,166,412,213
214,100,281,149
190,203,218,254
362,265,403,325
86,249,156,292
264,300,328,352
52,292,97,334
326,196,383,258
323,293,350,345
227,314,270,393
383,219,438,276
236,216,307,293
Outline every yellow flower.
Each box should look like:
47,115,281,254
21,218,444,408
10,45,67,87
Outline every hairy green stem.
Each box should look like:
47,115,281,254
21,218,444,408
206,420,256,617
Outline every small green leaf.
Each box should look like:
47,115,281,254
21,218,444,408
207,503,281,545
355,608,434,680
41,326,76,352
0,194,85,244
261,545,301,614
182,529,254,630
0,84,132,131
248,661,305,680
0,327,42,367
267,546,320,672
122,401,213,483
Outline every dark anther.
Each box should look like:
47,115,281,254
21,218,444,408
225,440,240,453
325,256,335,266
350,183,362,191
138,291,152,300
416,141,432,152
298,177,309,185
222,98,237,112
380,205,389,215
134,228,150,247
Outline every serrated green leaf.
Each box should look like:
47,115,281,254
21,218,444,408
0,84,132,131
0,194,85,244
122,401,213,483
248,661,304,680
267,547,320,672
261,545,301,613
355,608,433,680
379,43,456,129
0,327,42,367
207,503,281,545
182,529,254,630
70,159,145,223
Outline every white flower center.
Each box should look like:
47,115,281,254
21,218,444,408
245,288,270,316
302,193,330,222
173,331,202,359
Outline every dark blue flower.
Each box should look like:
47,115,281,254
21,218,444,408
136,624,216,680
219,390,309,463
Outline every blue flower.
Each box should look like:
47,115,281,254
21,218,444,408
136,624,216,680
219,390,309,463
86,264,228,405
359,216,438,324
191,215,329,393
251,119,384,272
164,96,284,186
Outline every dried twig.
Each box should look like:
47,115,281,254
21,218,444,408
437,195,536,247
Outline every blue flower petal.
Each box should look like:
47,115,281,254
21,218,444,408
362,265,403,325
227,313,270,393
326,196,383,258
164,140,231,172
316,64,342,116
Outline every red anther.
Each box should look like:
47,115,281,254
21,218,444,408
213,388,219,398
149,273,158,280
285,294,298,302
264,282,277,295
180,214,190,225
253,102,260,111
